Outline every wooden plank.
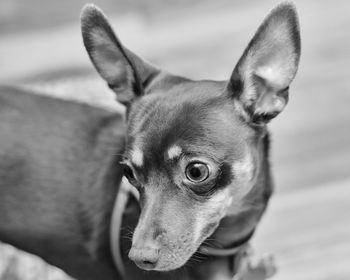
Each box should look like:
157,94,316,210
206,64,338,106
252,179,350,280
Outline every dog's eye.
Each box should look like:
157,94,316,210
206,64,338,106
123,164,142,191
124,165,136,181
185,162,209,182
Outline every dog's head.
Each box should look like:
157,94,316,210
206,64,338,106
81,2,300,271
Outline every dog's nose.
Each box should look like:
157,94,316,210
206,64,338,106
128,245,160,270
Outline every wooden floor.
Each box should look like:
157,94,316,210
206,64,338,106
0,0,349,279
253,179,350,280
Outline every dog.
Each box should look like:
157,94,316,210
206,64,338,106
81,1,301,279
0,2,300,280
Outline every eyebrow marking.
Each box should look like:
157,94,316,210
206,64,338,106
167,145,182,160
131,148,144,167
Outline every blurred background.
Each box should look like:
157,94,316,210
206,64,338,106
0,0,349,279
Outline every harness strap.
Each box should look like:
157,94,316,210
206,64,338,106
198,230,255,257
110,178,139,279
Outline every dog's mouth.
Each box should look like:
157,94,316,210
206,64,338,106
128,216,223,272
128,232,200,271
129,241,201,271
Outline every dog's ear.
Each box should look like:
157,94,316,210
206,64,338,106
228,2,301,124
81,4,160,106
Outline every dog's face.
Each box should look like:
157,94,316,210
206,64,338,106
81,3,300,271
123,82,255,270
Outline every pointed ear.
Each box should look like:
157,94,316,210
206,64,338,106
81,4,160,106
228,2,301,124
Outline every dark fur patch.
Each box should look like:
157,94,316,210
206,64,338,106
215,162,233,191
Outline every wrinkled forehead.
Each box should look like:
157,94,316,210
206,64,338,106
124,81,248,168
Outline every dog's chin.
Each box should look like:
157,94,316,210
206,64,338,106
142,256,191,272
147,259,188,272
133,246,197,272
136,237,210,272
132,258,188,272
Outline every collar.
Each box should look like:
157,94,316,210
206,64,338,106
197,229,255,257
110,178,139,279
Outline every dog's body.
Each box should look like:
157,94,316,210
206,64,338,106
0,86,125,280
0,2,300,280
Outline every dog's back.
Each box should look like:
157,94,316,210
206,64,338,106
0,86,125,280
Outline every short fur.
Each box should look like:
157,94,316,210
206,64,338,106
81,2,300,279
0,2,300,280
0,86,126,280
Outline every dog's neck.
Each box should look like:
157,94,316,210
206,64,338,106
209,132,272,249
